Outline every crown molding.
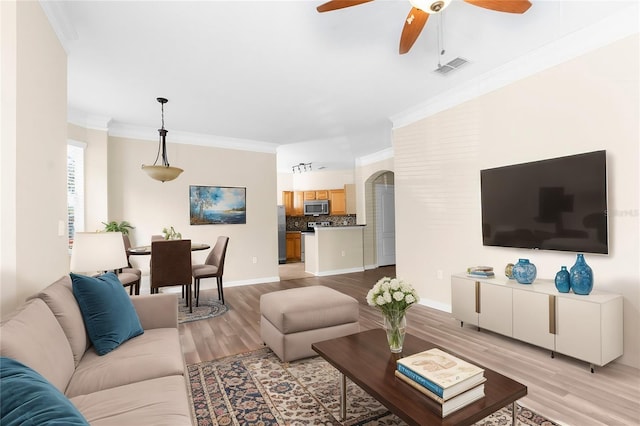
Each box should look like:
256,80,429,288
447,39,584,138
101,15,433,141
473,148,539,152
39,0,77,54
391,2,639,129
68,109,111,131
356,147,394,167
107,122,278,154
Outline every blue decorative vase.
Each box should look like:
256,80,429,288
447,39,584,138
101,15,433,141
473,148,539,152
570,254,593,295
512,259,537,284
554,266,570,293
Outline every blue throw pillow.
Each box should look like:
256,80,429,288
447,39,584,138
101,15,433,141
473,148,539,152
71,272,143,355
0,357,89,425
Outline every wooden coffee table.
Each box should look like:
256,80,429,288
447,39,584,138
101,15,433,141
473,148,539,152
312,329,527,426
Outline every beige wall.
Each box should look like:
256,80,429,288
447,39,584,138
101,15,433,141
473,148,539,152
393,35,639,368
106,136,279,286
1,1,68,318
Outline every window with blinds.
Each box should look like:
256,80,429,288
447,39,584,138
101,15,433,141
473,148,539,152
67,142,85,250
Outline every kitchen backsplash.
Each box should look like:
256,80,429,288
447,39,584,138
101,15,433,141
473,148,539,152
286,215,357,231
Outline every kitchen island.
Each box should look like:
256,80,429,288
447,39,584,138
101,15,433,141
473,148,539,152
304,226,364,276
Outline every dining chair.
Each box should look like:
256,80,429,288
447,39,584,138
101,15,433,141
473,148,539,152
119,234,142,294
150,239,194,312
192,236,229,306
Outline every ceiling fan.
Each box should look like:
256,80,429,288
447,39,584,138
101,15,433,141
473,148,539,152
316,0,532,54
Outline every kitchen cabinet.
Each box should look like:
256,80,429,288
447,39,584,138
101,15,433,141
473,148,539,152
304,190,329,200
283,191,294,216
315,190,329,200
283,191,304,216
293,191,304,216
451,274,623,370
286,232,301,261
329,189,346,215
283,187,350,216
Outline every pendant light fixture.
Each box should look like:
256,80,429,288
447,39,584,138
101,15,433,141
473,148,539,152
141,97,183,182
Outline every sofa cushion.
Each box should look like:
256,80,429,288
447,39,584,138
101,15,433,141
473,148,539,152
65,328,185,397
34,275,90,366
0,298,75,393
71,272,144,356
70,375,192,426
0,357,89,426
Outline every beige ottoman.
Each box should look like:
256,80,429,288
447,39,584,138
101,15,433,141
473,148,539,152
260,286,359,362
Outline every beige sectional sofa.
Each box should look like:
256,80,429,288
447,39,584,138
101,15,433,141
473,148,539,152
0,275,193,425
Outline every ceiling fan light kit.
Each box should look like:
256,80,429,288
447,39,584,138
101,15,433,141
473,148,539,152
316,0,532,54
141,97,184,183
409,0,451,13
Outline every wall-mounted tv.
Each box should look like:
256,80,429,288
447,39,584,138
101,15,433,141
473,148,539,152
480,150,608,254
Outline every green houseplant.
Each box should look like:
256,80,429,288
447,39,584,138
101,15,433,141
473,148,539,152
162,226,182,240
102,221,135,235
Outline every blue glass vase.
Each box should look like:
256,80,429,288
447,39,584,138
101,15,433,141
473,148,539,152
570,254,593,295
554,266,570,293
512,259,536,284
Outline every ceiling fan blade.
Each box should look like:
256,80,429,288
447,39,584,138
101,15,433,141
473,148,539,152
399,7,429,55
464,0,532,14
316,0,374,13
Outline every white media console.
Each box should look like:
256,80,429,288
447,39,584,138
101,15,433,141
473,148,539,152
451,274,623,372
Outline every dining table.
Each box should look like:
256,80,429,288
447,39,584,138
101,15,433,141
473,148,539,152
127,242,210,255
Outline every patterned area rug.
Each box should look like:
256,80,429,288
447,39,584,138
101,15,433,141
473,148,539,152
178,296,228,324
187,347,558,426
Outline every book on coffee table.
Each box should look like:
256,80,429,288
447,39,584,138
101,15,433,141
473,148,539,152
395,370,486,417
396,348,485,399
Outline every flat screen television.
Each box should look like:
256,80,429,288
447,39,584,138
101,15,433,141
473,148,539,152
480,150,608,254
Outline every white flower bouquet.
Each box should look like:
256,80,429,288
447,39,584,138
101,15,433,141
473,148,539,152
366,276,419,316
366,277,419,353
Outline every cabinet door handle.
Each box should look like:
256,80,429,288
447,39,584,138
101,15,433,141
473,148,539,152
475,281,480,314
548,295,556,334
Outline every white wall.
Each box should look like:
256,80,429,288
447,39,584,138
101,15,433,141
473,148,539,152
1,1,68,318
393,35,639,368
104,135,280,286
278,169,355,195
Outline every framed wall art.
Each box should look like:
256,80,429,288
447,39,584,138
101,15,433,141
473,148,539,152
189,185,246,225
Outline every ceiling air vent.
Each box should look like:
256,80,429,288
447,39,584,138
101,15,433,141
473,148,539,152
433,57,469,76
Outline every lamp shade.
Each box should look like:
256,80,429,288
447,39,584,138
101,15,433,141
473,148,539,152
141,165,184,182
70,232,128,273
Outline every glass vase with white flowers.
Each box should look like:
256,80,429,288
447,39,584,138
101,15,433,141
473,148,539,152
366,277,419,353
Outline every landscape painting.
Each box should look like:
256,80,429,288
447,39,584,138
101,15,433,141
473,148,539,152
189,186,246,225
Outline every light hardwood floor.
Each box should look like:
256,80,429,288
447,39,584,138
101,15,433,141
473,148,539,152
179,266,640,426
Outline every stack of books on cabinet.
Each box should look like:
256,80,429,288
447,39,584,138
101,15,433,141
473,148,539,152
395,348,486,417
466,266,495,278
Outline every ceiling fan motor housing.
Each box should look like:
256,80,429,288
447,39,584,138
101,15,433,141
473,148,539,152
431,1,445,12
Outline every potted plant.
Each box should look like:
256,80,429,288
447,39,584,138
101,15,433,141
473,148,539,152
162,226,182,240
102,220,135,235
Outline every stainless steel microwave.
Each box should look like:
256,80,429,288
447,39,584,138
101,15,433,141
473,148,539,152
304,200,329,216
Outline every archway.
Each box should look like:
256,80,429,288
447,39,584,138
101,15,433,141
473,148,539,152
363,170,395,268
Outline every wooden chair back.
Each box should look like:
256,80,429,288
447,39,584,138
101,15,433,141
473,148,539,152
150,239,192,291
